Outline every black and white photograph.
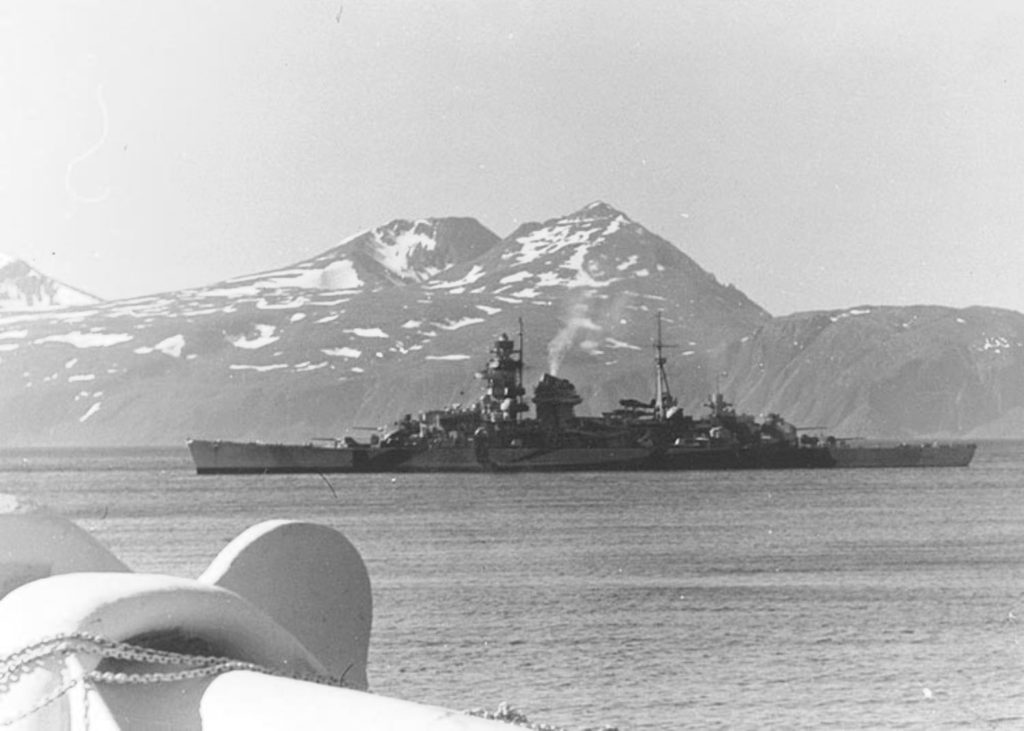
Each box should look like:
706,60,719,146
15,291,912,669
1,1,1022,728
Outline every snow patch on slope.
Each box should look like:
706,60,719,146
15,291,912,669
499,271,533,285
369,222,444,282
207,259,365,297
134,334,186,358
36,331,133,348
427,265,486,291
507,224,597,266
436,317,485,331
347,327,389,338
323,347,361,359
79,402,101,422
229,325,279,349
425,354,472,361
229,363,289,372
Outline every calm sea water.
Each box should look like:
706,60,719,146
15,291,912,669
2,442,1024,729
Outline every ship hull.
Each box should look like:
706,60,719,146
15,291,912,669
188,438,977,474
188,439,841,474
827,442,977,468
188,440,667,474
656,444,837,470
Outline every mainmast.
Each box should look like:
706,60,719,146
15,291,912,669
653,312,677,420
517,316,525,407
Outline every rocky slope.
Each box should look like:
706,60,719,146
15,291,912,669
0,203,1021,446
715,305,1024,439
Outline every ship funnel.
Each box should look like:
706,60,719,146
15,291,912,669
532,374,582,431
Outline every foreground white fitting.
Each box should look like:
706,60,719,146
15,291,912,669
199,519,372,690
0,495,128,600
0,495,508,730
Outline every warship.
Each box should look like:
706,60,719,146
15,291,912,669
187,318,976,474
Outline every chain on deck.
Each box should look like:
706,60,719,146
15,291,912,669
0,632,349,727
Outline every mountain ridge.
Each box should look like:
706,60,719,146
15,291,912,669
0,202,1021,446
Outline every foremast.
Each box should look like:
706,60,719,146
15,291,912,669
479,320,529,424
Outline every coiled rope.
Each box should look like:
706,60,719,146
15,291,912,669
0,632,348,727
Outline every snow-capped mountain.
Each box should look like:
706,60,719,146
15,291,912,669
0,203,1022,446
419,201,768,375
205,217,501,294
0,255,101,311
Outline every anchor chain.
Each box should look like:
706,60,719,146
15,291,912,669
0,632,347,727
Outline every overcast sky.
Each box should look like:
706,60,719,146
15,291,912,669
2,1,1022,315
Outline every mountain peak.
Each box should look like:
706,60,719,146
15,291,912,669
355,216,501,284
0,256,102,311
501,201,635,253
567,201,631,223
